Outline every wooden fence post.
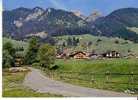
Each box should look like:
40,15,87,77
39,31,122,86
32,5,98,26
51,70,54,79
106,71,110,83
130,71,134,90
59,72,63,80
91,73,95,84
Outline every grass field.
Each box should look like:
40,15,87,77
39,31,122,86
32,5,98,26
54,34,138,56
44,59,138,94
55,59,138,73
2,69,62,97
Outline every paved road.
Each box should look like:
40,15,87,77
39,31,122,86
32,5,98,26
23,67,131,97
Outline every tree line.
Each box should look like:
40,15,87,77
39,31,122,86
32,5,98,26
3,37,56,69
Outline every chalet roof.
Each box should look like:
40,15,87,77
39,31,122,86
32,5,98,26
103,51,120,54
69,51,86,56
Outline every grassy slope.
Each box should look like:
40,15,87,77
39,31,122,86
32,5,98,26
2,69,62,97
54,34,138,56
52,59,138,93
3,35,138,56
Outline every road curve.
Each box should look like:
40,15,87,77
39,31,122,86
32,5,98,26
23,67,131,97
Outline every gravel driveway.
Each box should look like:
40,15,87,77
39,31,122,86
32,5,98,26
23,67,131,97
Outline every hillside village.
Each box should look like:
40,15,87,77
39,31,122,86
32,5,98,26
54,34,138,60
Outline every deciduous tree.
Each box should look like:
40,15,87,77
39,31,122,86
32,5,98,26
37,44,55,69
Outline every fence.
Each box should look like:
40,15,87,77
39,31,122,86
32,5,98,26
48,70,138,91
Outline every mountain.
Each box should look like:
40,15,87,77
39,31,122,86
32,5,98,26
72,11,86,20
3,7,138,43
3,7,88,39
91,8,138,43
86,11,102,22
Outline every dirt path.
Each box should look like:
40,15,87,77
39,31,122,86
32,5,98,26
23,67,131,97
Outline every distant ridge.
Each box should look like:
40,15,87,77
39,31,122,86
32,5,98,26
3,7,138,42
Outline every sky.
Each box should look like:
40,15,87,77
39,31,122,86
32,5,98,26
3,0,138,16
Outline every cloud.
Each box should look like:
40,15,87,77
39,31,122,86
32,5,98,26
49,0,67,10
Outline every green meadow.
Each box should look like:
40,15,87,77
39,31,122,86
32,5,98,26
47,59,138,93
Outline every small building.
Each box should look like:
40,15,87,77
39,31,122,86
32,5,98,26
15,57,23,67
14,52,24,67
56,53,67,59
56,48,70,59
89,53,99,59
102,51,120,58
69,51,89,59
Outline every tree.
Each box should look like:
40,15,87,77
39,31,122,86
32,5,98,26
76,38,80,44
3,50,14,68
67,37,72,46
37,44,55,69
97,39,102,43
3,42,15,57
3,42,15,68
88,41,92,47
72,37,77,46
25,37,39,65
62,42,66,47
114,40,119,44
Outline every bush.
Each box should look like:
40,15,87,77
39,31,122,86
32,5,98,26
49,65,59,70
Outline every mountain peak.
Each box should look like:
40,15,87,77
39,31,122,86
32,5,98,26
86,10,102,22
33,7,44,11
73,10,86,20
32,7,45,14
73,11,81,16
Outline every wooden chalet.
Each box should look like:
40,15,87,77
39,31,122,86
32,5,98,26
102,51,120,58
69,51,89,59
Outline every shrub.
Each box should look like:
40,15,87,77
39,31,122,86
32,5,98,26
49,65,59,70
